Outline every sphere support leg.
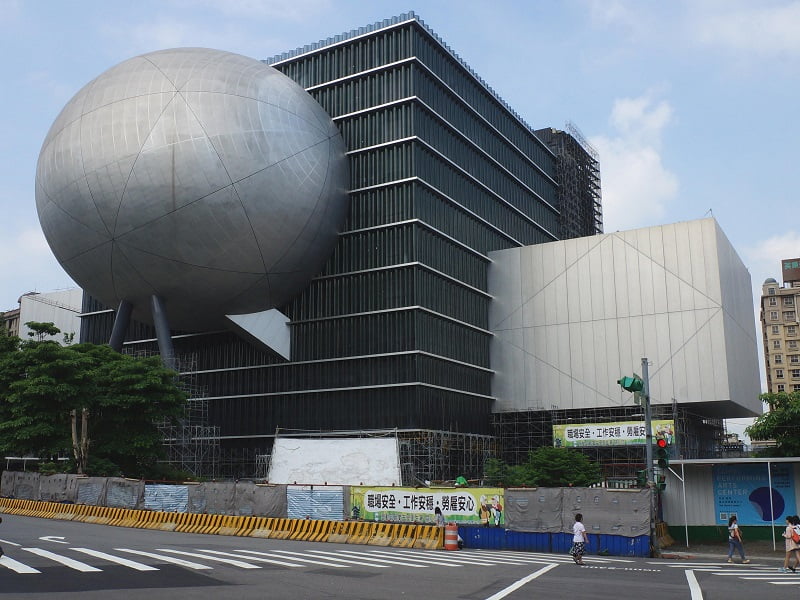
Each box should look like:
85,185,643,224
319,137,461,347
150,295,177,371
109,300,133,352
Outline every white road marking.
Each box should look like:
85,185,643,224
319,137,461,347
0,538,21,546
156,548,260,569
468,550,635,563
115,548,212,570
197,549,307,568
685,570,703,600
483,563,559,600
71,548,159,571
0,555,41,573
23,548,101,572
322,549,427,567
304,549,392,568
363,549,465,567
39,536,68,544
390,549,515,565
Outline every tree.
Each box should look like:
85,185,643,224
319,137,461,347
483,447,602,488
746,391,800,457
25,321,61,341
0,330,186,476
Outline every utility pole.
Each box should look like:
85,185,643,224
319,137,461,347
642,357,653,484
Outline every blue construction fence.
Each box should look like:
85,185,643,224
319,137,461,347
458,526,650,557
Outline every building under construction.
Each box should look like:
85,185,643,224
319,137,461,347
491,405,726,481
535,122,603,239
75,14,759,483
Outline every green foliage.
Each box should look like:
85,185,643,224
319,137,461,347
25,321,61,341
483,447,603,488
746,392,800,457
0,333,186,478
483,457,508,486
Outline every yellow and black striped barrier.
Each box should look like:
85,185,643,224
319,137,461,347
0,497,444,549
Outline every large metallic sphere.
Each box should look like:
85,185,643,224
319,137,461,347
35,48,348,330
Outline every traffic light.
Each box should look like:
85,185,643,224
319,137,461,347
636,469,647,487
656,436,670,469
617,375,643,393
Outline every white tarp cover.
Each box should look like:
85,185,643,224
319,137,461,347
77,477,107,505
268,438,401,486
144,484,189,512
287,485,344,520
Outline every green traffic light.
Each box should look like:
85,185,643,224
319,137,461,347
617,375,643,393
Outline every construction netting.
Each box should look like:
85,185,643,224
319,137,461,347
505,487,651,537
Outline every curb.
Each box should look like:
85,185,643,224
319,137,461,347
0,497,444,549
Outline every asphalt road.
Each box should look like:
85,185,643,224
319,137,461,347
0,514,797,599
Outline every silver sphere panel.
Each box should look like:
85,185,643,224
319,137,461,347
35,47,348,329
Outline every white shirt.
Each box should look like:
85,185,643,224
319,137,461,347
573,521,586,543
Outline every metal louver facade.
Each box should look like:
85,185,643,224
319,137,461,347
80,12,589,469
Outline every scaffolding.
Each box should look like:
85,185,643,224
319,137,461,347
535,122,603,238
491,404,726,480
241,428,496,485
396,429,496,485
126,349,221,479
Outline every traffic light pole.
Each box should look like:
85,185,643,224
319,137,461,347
642,357,653,484
642,357,658,557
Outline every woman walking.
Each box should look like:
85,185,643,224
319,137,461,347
779,515,800,573
570,513,588,565
727,515,749,564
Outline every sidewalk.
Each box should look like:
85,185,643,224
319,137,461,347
659,540,790,562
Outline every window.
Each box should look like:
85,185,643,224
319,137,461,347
784,296,795,306
769,287,776,295
773,325,781,335
791,355,800,364
771,311,779,320
790,340,798,349
778,384,785,392
769,297,778,306
784,311,796,321
788,325,797,336
792,369,800,379
795,384,800,392
776,369,784,378
775,354,783,363
774,339,781,349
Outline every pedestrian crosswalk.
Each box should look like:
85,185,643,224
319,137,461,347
649,560,800,586
0,545,633,576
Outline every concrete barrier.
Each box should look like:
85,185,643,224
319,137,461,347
0,497,450,550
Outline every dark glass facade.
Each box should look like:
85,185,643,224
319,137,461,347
80,13,600,474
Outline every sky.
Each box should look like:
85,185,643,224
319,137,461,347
2,0,798,437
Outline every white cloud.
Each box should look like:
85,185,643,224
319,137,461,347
691,1,800,59
590,94,679,232
0,227,75,309
744,231,800,288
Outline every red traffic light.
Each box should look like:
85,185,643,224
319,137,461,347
656,437,668,448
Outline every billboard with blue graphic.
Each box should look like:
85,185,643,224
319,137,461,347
713,463,796,525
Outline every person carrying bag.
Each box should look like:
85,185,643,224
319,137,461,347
727,515,749,564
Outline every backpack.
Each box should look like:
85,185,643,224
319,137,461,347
792,525,800,544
